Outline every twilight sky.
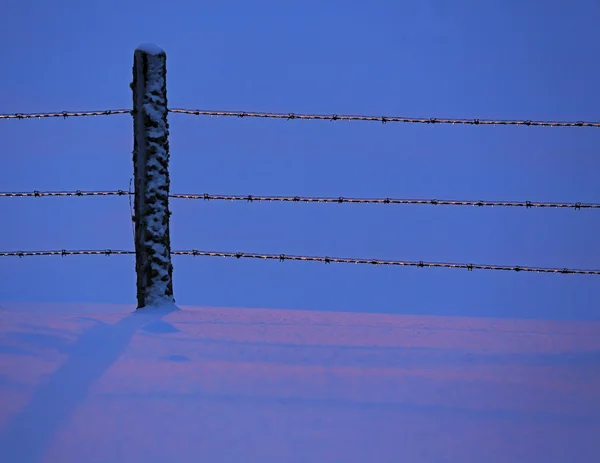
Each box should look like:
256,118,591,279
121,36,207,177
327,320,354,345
1,0,599,320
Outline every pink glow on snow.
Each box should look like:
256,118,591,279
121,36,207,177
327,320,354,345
1,303,599,462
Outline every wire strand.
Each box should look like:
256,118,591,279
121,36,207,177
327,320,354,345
0,250,135,257
171,193,600,210
0,110,131,120
169,109,600,128
0,190,131,198
1,249,598,275
2,108,599,127
2,190,598,210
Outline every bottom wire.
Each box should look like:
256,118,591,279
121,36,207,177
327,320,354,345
0,249,597,275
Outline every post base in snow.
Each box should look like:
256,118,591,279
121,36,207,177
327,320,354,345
134,299,179,313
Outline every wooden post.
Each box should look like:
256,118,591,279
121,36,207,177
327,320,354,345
131,44,174,309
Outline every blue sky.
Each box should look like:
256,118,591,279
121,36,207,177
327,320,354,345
1,0,599,320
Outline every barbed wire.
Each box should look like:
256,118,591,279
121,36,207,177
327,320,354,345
175,251,600,275
0,110,130,120
0,250,135,257
171,193,600,210
2,190,599,210
0,190,131,198
2,108,599,127
1,249,598,275
169,109,600,128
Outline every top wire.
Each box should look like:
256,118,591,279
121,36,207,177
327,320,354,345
1,108,599,127
2,190,599,210
169,109,600,128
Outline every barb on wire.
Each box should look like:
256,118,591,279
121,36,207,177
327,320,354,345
0,109,131,120
169,108,600,128
2,249,598,276
2,190,599,210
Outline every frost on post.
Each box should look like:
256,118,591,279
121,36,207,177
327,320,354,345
132,44,174,308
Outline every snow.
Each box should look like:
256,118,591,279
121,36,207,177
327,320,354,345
1,302,599,462
138,299,179,314
136,43,165,55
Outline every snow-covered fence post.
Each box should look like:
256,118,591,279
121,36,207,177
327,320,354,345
131,44,174,309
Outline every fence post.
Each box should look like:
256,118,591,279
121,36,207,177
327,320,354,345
131,44,174,309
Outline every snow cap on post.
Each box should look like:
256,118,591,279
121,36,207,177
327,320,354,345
136,43,165,55
132,44,175,309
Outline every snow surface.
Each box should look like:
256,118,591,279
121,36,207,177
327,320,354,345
136,43,165,55
1,303,600,463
